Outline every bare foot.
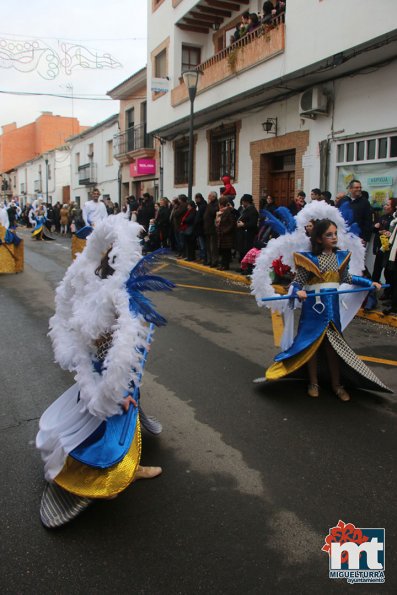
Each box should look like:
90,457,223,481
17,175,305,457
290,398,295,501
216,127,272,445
134,465,162,480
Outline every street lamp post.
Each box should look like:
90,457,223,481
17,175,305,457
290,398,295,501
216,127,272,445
44,153,49,204
182,69,200,201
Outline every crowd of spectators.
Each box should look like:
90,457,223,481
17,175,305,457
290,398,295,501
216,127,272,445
136,177,397,317
231,1,286,44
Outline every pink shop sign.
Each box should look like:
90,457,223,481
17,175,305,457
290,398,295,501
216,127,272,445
130,159,156,177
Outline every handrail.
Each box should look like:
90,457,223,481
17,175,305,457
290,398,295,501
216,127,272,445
195,13,285,73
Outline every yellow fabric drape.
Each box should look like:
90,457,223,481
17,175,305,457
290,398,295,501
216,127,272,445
55,419,142,499
265,330,327,381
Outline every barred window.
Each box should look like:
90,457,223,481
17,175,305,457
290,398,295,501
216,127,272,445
174,139,190,185
209,125,236,181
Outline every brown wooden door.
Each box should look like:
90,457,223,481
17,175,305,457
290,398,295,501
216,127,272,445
268,172,295,206
62,185,70,203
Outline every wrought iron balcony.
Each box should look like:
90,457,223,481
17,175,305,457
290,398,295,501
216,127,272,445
78,162,97,185
34,179,42,192
113,124,154,158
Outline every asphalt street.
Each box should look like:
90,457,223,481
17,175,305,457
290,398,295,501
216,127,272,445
0,230,396,594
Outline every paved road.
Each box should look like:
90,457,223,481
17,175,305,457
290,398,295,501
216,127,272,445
1,231,396,594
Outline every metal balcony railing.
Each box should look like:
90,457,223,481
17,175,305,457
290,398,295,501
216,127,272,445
113,124,154,157
78,162,97,185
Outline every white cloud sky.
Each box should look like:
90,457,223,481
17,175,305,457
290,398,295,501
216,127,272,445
0,0,148,129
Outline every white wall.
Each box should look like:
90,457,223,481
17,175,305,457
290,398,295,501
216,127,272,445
160,59,397,200
70,120,119,206
147,0,397,133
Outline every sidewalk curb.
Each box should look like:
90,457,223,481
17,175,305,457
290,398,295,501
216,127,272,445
174,258,397,328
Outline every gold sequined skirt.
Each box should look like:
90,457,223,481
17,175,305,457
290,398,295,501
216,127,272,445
55,418,142,499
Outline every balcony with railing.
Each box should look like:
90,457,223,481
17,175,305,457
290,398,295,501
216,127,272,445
78,163,97,185
171,14,285,107
113,123,155,163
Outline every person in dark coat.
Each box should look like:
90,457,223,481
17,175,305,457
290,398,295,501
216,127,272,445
194,193,207,262
172,195,188,255
179,200,197,261
236,194,259,261
136,193,155,232
215,197,236,270
341,180,373,244
155,197,171,247
203,191,219,267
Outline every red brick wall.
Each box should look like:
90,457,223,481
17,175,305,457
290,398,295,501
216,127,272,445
0,113,84,172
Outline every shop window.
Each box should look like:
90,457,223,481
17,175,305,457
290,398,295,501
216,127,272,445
378,138,387,159
390,136,397,158
209,125,237,181
337,144,344,163
356,141,364,161
367,139,376,160
346,143,354,162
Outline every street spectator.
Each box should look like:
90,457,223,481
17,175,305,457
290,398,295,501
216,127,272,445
236,194,259,262
288,191,306,215
194,193,207,262
372,198,396,287
383,206,397,315
53,202,61,232
172,195,188,256
154,197,170,248
220,175,236,201
215,196,236,270
310,188,322,201
82,188,108,227
262,194,277,214
60,204,70,235
137,193,155,232
321,191,334,205
113,203,120,215
203,191,219,267
180,200,197,261
46,203,55,232
343,179,373,244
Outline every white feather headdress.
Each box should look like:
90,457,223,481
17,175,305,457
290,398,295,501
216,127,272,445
49,216,151,419
251,202,366,310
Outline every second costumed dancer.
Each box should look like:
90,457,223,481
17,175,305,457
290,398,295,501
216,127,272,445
36,215,174,528
251,202,392,401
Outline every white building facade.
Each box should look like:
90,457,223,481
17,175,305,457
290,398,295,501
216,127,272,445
108,67,161,202
67,114,119,207
147,0,397,207
13,147,71,206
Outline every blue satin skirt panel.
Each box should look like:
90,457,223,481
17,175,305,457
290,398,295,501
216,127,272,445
275,288,341,362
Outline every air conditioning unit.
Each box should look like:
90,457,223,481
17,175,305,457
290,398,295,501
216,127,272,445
299,87,328,117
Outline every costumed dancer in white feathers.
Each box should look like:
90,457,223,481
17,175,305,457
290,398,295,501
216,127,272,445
251,201,392,401
36,215,174,528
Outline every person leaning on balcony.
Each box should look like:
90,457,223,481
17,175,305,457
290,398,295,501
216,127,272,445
203,191,219,267
262,1,276,25
247,13,260,33
234,11,250,41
